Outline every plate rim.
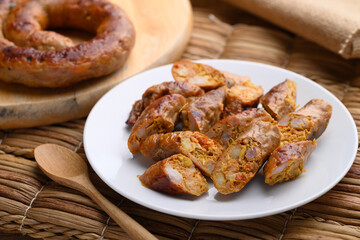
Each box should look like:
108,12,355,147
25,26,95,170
84,59,358,220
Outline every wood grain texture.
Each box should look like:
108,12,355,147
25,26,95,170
0,0,193,129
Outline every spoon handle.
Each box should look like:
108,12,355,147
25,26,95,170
85,183,158,240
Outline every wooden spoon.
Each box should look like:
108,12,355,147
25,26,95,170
34,143,158,240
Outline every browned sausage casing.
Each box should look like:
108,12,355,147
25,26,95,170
261,79,297,120
223,80,263,117
0,0,135,88
181,86,226,133
223,71,250,88
142,81,205,107
126,81,204,125
211,119,280,194
140,131,224,176
126,99,144,126
278,99,332,144
139,154,209,196
212,138,262,194
128,94,186,154
172,60,226,90
264,140,317,185
206,108,276,148
172,60,251,90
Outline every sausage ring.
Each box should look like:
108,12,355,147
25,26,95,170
0,0,135,88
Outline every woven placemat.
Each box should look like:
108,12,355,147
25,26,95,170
1,1,359,239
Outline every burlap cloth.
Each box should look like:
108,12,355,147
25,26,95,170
223,0,360,59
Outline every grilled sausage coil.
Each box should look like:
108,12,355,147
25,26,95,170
0,0,135,88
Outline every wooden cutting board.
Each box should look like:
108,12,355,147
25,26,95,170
0,0,192,129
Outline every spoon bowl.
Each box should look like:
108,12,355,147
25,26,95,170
35,143,88,178
34,143,157,240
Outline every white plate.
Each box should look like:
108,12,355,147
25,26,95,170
84,60,358,220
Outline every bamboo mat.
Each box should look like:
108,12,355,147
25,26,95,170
1,1,360,239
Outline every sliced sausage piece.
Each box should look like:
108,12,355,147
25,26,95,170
264,140,317,185
223,80,263,117
261,79,297,120
172,60,225,90
212,138,262,194
126,99,144,125
141,81,204,108
181,87,226,133
206,108,276,148
223,71,250,88
211,115,280,194
128,94,186,154
278,99,332,144
126,81,204,126
139,154,209,196
238,118,281,160
140,131,224,176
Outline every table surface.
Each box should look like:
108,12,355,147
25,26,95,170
0,233,33,239
0,0,359,239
